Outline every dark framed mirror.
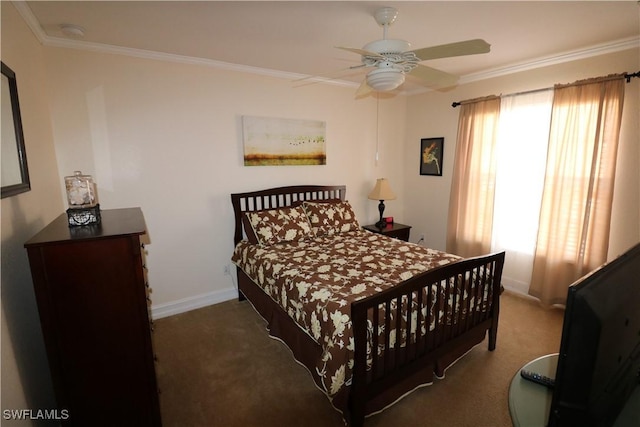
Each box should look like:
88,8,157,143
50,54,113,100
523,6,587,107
1,61,30,198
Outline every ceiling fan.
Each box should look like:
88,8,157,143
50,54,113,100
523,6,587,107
336,7,491,97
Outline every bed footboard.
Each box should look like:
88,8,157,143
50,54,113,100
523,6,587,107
349,251,505,427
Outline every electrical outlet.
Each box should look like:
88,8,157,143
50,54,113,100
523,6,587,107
223,265,230,275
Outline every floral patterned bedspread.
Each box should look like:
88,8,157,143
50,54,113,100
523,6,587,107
231,229,464,408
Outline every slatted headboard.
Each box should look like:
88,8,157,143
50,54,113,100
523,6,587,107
231,185,347,245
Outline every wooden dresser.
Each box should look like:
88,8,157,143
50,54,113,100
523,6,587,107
24,208,161,426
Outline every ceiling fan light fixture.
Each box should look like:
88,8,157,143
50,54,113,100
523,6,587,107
366,68,405,91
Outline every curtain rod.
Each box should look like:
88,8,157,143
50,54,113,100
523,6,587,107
625,71,640,82
451,71,640,108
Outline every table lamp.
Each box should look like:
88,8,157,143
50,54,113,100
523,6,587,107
368,178,396,228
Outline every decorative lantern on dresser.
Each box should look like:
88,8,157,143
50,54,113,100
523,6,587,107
64,170,101,226
24,207,161,426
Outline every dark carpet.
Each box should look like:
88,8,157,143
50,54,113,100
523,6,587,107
153,291,564,427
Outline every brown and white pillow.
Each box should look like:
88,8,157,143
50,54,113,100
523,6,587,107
302,200,360,236
245,205,313,246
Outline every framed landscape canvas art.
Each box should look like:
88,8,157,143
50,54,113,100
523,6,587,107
242,116,326,166
420,137,444,176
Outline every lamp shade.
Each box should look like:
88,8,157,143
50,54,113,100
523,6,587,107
368,178,397,201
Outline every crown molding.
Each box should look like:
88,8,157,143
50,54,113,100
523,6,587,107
12,0,48,41
459,36,640,85
13,0,639,93
46,36,357,89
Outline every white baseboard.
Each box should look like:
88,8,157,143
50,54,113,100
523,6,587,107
151,282,545,320
150,282,550,320
502,285,535,299
151,287,238,319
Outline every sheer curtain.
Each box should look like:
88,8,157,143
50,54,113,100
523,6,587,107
529,76,626,305
491,90,553,294
448,75,625,305
447,97,501,257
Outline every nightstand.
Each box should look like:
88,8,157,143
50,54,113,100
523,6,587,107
363,223,412,242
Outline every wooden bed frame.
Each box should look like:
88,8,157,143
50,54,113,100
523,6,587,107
231,185,505,427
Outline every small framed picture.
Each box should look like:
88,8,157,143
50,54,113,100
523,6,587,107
420,137,444,176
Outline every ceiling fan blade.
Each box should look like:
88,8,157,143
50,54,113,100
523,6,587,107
335,46,384,59
293,64,369,88
408,64,459,89
410,39,491,61
354,79,373,98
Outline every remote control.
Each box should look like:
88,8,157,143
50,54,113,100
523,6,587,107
520,369,555,388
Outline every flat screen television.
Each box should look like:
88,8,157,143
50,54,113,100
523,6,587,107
548,242,640,427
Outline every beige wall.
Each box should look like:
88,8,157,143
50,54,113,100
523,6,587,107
42,41,407,313
404,49,640,261
1,1,61,420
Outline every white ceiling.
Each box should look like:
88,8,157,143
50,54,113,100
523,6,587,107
19,1,640,94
